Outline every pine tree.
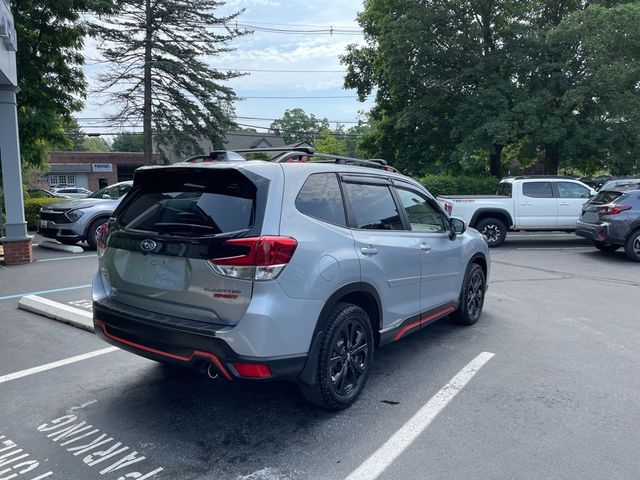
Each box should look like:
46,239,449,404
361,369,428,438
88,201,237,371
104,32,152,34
94,0,248,164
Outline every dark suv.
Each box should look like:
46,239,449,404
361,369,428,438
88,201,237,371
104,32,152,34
576,189,640,261
92,148,490,409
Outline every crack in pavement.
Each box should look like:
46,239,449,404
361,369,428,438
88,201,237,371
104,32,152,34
491,260,640,287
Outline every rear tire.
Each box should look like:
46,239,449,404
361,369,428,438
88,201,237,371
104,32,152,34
452,263,486,326
624,230,640,262
592,241,620,253
85,218,108,250
299,303,373,410
475,218,507,247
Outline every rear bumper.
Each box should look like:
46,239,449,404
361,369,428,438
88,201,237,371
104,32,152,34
93,298,307,381
576,220,624,245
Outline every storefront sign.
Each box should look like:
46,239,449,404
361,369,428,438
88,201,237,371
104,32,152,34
92,163,113,173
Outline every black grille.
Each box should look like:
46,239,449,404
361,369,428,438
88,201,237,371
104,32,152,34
40,210,70,223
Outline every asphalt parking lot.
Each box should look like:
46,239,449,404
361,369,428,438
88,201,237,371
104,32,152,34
1,232,639,480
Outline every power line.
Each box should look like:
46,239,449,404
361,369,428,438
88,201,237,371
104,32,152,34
77,115,367,124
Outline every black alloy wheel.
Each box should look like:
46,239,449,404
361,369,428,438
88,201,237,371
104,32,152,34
452,263,486,325
329,317,369,397
624,230,640,262
475,218,507,247
299,303,373,410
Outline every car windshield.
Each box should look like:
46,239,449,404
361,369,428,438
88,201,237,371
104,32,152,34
88,184,130,199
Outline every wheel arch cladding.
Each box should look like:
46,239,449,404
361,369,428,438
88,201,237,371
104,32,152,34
470,253,488,277
471,209,512,229
298,282,381,386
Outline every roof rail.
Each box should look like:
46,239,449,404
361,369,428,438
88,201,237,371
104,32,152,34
204,147,399,173
512,175,578,180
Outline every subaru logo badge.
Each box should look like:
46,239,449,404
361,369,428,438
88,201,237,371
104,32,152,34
140,239,157,252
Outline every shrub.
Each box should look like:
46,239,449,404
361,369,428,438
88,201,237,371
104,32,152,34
419,175,500,197
24,198,60,230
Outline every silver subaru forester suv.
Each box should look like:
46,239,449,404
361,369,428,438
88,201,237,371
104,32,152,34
93,148,490,409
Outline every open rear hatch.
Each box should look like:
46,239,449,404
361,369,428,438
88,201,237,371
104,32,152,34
100,167,268,325
581,191,627,223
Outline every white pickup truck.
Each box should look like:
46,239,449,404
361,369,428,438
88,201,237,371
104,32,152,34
437,176,597,247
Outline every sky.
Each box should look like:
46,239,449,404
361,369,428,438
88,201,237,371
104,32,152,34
78,0,375,136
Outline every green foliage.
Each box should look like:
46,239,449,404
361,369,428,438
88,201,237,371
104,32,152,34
111,133,144,152
270,109,330,144
315,128,348,156
23,198,60,230
342,0,640,177
12,0,115,167
418,176,501,198
95,0,248,164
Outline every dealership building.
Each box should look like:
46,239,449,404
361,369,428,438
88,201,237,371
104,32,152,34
0,0,31,264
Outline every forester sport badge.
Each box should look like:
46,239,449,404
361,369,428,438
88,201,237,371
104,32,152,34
140,239,157,252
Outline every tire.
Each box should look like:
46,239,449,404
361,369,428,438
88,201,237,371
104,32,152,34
475,218,507,247
299,303,374,410
624,230,640,262
85,218,108,250
592,241,620,253
452,263,486,326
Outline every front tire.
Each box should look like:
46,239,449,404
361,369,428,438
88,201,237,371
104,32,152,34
475,218,507,247
452,263,486,325
85,218,108,250
624,230,640,262
299,303,373,410
592,241,620,253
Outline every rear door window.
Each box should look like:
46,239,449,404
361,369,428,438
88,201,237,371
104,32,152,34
497,182,512,197
522,182,553,198
118,171,255,236
342,181,403,230
295,173,346,226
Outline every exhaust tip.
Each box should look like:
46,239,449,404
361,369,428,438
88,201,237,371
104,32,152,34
207,364,219,380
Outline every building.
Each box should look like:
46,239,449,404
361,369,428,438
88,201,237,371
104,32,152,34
158,131,287,164
43,152,155,192
0,0,31,264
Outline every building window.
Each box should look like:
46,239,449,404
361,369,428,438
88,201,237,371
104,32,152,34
49,175,76,188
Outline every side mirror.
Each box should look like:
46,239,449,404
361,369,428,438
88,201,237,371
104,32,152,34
449,217,466,239
590,191,597,197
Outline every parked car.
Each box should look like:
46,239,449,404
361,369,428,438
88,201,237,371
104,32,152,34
92,148,490,409
437,176,596,247
599,178,640,192
39,181,132,249
27,188,69,199
51,187,93,198
576,189,640,261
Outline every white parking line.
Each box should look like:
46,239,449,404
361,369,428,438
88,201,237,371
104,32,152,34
0,347,119,385
37,255,97,262
345,351,495,480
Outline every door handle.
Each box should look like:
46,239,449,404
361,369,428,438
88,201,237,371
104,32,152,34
559,202,570,206
420,243,432,252
361,245,378,256
521,202,532,206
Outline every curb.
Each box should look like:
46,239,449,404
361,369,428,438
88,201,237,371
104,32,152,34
38,240,85,254
18,295,94,332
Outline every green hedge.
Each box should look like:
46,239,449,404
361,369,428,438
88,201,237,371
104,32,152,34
418,175,500,197
24,198,60,230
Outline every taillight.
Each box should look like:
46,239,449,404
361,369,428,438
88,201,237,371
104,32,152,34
232,362,272,378
444,202,453,215
600,205,631,216
208,236,298,281
96,223,110,258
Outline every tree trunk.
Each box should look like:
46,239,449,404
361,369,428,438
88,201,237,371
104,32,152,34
489,143,503,178
544,144,560,175
143,0,153,165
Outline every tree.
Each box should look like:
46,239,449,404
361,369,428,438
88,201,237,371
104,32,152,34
269,108,330,144
111,132,144,152
94,1,247,165
11,0,114,167
315,128,348,156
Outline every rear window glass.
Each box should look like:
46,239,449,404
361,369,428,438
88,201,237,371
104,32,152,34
296,173,346,226
496,182,512,197
118,171,255,236
522,182,553,198
343,182,403,230
591,191,624,205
